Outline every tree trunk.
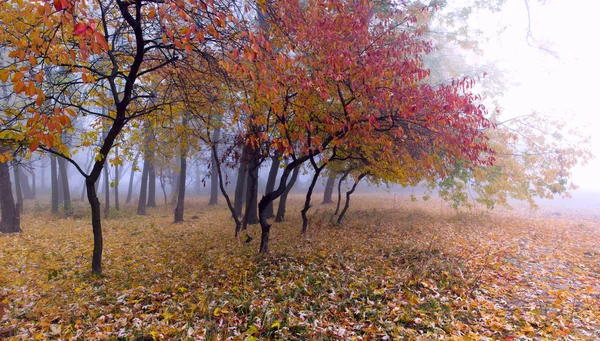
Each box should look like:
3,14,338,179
136,157,150,215
337,173,367,224
58,157,72,215
28,168,36,199
243,155,259,229
334,170,351,215
103,159,110,218
264,155,280,219
86,179,103,274
20,168,34,200
275,165,299,222
301,158,325,234
174,118,188,223
125,151,140,204
208,127,221,205
233,148,248,217
322,174,336,204
0,157,21,233
211,144,242,235
159,175,168,205
147,161,156,207
51,155,59,214
13,163,23,214
114,147,120,211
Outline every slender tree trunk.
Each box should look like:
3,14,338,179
334,170,351,215
233,148,248,218
103,159,110,218
19,168,34,200
174,118,188,222
147,161,156,207
211,144,242,235
337,173,367,224
243,156,259,228
114,147,120,211
208,127,221,205
57,160,64,204
86,179,102,274
0,157,21,233
51,156,59,214
125,151,140,204
195,162,201,195
264,155,280,219
159,175,168,205
275,165,299,222
136,157,150,215
322,174,335,204
301,159,325,234
58,157,72,215
28,168,36,199
13,163,23,214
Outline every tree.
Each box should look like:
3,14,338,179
0,0,232,274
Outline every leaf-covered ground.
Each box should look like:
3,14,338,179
0,195,598,340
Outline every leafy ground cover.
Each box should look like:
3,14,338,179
0,195,598,340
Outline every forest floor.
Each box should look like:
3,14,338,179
0,194,599,340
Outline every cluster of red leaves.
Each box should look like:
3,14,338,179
0,196,598,340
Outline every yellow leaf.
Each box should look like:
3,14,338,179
213,307,220,317
270,321,280,329
162,312,174,320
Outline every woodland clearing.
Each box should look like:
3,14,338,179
0,194,598,340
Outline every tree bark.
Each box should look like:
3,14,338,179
27,168,36,199
125,151,140,204
275,164,299,222
51,155,59,214
58,157,72,215
13,163,23,214
208,127,221,205
337,173,367,224
0,157,21,233
243,154,259,228
211,144,242,235
147,161,156,207
86,179,102,274
301,157,326,234
136,157,150,215
264,155,280,219
114,147,120,211
103,158,110,218
20,168,34,200
334,169,351,215
233,147,248,217
174,118,188,223
322,174,335,204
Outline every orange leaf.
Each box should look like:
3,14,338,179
73,23,88,36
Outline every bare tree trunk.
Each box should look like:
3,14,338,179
159,175,168,205
19,168,34,199
275,164,299,222
27,168,36,199
243,155,259,229
136,157,149,215
208,127,221,205
334,169,351,215
264,155,280,219
174,117,188,222
86,179,102,274
51,155,59,214
0,157,21,233
301,158,326,234
322,174,335,204
58,157,72,215
125,151,140,204
211,144,242,235
114,147,120,211
13,163,23,214
233,147,248,218
103,159,110,218
147,161,156,207
337,173,367,224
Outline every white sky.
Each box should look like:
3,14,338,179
467,0,600,190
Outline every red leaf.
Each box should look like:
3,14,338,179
73,23,88,36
